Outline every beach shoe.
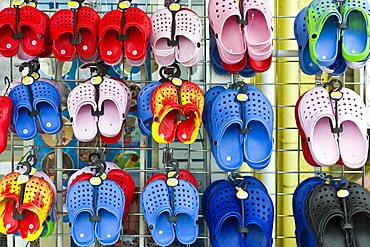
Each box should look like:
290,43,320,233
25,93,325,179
67,181,96,246
76,7,100,60
294,7,321,75
106,169,135,225
124,7,151,66
95,180,125,245
304,183,347,247
0,96,12,154
242,0,273,61
0,172,21,235
242,85,274,169
150,9,175,67
50,9,76,61
0,8,19,57
67,80,98,142
19,176,54,241
337,181,370,247
306,0,341,66
208,0,246,64
151,82,181,144
141,180,175,246
8,84,38,140
174,9,202,67
31,171,57,239
137,82,161,136
295,87,339,166
31,80,62,135
176,81,204,144
332,88,368,168
243,183,274,247
203,181,243,247
97,78,132,138
18,6,50,56
172,180,199,245
209,89,244,171
292,177,326,247
341,0,370,62
99,10,124,65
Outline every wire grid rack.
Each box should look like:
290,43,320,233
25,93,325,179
1,0,368,246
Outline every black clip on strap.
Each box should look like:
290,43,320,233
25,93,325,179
335,1,347,28
228,174,249,233
236,0,247,25
116,0,132,40
159,64,186,121
166,158,179,222
14,160,35,220
236,8,248,26
91,61,110,116
19,60,41,117
92,83,104,116
167,1,181,46
89,184,101,222
12,6,24,39
27,84,40,117
325,79,343,133
69,0,84,44
234,81,250,134
89,160,106,222
13,183,26,219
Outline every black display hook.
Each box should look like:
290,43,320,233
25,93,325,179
323,78,344,133
159,63,187,121
13,149,38,220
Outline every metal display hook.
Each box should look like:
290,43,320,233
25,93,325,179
81,61,111,116
3,77,11,96
324,78,344,134
159,64,187,121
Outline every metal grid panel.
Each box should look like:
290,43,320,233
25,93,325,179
0,0,367,246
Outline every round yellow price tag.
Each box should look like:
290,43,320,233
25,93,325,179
90,176,102,186
237,93,248,102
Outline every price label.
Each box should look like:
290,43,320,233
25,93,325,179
17,175,29,185
169,3,181,11
12,0,24,6
167,171,178,179
22,76,35,85
171,78,182,86
91,76,103,85
90,176,102,186
337,189,349,198
236,187,248,199
68,1,80,9
30,168,37,175
118,1,131,10
100,172,107,180
237,94,248,102
330,91,343,100
31,72,40,80
167,178,178,187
